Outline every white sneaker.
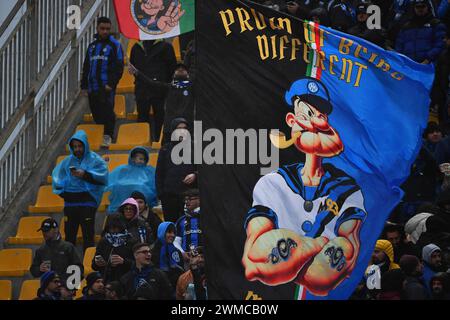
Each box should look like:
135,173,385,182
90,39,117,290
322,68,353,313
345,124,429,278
102,135,112,147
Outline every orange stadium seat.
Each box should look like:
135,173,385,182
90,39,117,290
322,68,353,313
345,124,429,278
83,247,96,276
102,154,129,171
0,249,32,277
126,105,153,121
67,124,104,151
18,280,39,300
149,153,158,167
0,280,12,300
151,127,163,150
75,279,87,299
83,95,127,122
47,155,68,183
117,70,135,94
7,216,50,245
172,36,182,62
98,192,110,212
109,123,151,151
28,185,64,213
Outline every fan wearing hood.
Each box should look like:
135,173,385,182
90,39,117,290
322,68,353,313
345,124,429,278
108,198,154,245
395,0,446,63
92,213,136,283
370,240,401,276
106,147,157,213
52,130,108,250
156,118,197,223
422,243,445,293
151,222,185,291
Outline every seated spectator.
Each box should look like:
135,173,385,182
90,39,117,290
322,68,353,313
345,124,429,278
370,240,400,276
422,244,445,293
110,198,153,244
152,222,184,290
120,243,172,300
106,147,157,214
59,282,75,300
347,1,387,48
52,130,108,250
328,0,356,32
423,121,443,155
400,255,429,299
378,269,405,300
382,222,419,262
105,281,124,300
430,272,450,299
92,214,136,283
77,272,105,300
176,247,207,300
34,271,62,300
395,0,446,64
156,118,197,223
30,218,84,282
175,189,203,261
131,191,162,243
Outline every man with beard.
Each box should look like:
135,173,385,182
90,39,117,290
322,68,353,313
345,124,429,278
430,272,450,299
422,244,446,292
382,223,419,263
371,240,401,276
395,0,446,64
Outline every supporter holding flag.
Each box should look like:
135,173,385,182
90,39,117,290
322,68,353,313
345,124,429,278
106,147,157,213
52,130,108,251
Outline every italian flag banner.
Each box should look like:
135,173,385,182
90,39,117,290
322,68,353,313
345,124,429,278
113,0,195,40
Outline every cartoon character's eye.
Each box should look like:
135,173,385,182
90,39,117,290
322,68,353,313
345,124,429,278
307,109,313,117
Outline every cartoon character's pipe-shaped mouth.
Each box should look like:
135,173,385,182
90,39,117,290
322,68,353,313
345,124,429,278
269,130,301,149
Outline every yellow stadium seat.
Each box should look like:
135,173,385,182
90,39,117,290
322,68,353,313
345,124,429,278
83,247,96,276
28,185,64,213
102,154,129,172
109,123,151,151
68,124,104,151
47,156,68,183
59,217,83,241
151,127,164,150
172,36,182,62
117,70,135,94
75,279,87,299
7,216,50,245
19,280,40,300
127,105,153,121
83,95,127,122
0,249,32,277
149,153,158,167
98,192,111,212
0,280,12,300
152,206,164,221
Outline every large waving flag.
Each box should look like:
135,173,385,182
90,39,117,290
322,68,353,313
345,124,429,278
197,0,434,299
113,0,194,40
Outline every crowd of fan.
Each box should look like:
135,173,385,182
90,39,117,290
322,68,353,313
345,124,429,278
27,0,450,299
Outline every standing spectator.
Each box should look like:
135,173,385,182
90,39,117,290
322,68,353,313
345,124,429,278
400,255,429,299
34,271,62,300
30,218,84,281
175,189,203,260
328,0,356,32
423,122,444,156
156,118,197,223
184,40,196,82
371,240,401,276
106,147,157,214
176,247,207,300
395,0,446,64
151,222,184,291
430,272,450,299
382,222,419,263
120,243,172,300
92,214,136,283
422,244,445,292
131,190,162,243
378,269,405,300
105,281,123,300
347,1,387,48
52,130,108,251
110,198,153,244
77,272,105,300
129,40,177,142
80,17,124,146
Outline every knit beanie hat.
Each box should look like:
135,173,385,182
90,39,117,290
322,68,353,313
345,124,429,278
40,271,59,290
375,240,400,270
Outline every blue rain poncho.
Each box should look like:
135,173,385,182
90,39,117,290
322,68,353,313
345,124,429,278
52,130,108,207
106,147,157,213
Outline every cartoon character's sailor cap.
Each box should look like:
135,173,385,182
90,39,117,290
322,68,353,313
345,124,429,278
285,77,332,115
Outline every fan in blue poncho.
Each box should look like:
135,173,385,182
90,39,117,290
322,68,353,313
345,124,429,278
106,147,157,214
52,130,108,249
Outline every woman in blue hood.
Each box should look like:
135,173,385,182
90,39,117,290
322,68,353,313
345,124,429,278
52,130,108,250
151,221,184,291
106,146,157,213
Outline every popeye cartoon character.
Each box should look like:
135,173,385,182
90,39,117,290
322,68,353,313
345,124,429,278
242,77,367,297
131,0,185,34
